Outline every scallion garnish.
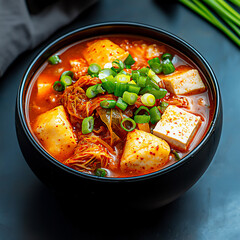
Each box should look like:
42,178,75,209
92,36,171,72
122,91,138,105
88,63,101,75
100,100,117,109
162,59,175,75
149,106,161,124
99,68,116,79
60,75,72,87
112,59,124,73
134,106,150,116
82,116,94,134
137,76,147,88
158,101,169,113
141,93,156,107
114,82,128,97
127,84,141,94
86,85,98,98
132,70,140,82
96,84,105,94
172,150,181,161
48,55,61,65
95,168,107,177
161,53,173,61
53,81,65,92
139,67,150,76
148,57,162,74
140,86,167,99
60,71,74,79
134,115,150,124
124,54,136,66
101,77,116,94
147,69,161,83
115,74,131,83
116,97,128,111
121,118,136,132
147,78,160,90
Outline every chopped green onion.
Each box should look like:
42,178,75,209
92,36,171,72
124,54,135,65
140,87,167,99
121,118,136,132
139,86,152,95
127,84,141,94
82,116,94,134
149,106,161,124
134,115,150,124
112,59,124,73
99,68,116,79
116,97,128,111
172,150,181,161
137,76,147,87
115,74,131,83
158,101,169,113
161,53,173,61
60,71,74,79
91,73,99,78
100,100,117,109
96,84,105,94
141,93,156,107
132,70,140,82
101,77,116,94
148,69,161,83
139,67,149,76
134,106,150,116
150,89,167,99
88,63,101,75
95,168,107,177
105,75,116,82
86,85,98,98
150,62,162,74
122,91,138,105
147,78,160,90
148,57,160,66
114,83,128,97
48,55,61,65
60,75,72,87
148,57,162,74
53,81,65,92
162,59,175,75
118,70,130,76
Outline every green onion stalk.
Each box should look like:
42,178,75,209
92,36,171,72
179,0,240,47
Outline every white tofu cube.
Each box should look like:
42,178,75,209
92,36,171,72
162,69,205,95
83,39,129,68
34,105,77,161
120,130,170,174
37,82,52,98
153,105,201,150
37,74,54,98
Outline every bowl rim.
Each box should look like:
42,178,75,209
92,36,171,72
17,21,221,183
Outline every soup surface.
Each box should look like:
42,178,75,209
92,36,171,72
26,35,214,177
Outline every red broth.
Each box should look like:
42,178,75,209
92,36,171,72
25,35,215,177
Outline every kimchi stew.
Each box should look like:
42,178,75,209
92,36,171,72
26,35,215,178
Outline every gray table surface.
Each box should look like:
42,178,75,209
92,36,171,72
0,0,240,239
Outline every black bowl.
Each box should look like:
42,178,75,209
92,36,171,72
16,22,222,210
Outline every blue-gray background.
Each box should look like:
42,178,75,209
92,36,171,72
0,0,239,239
